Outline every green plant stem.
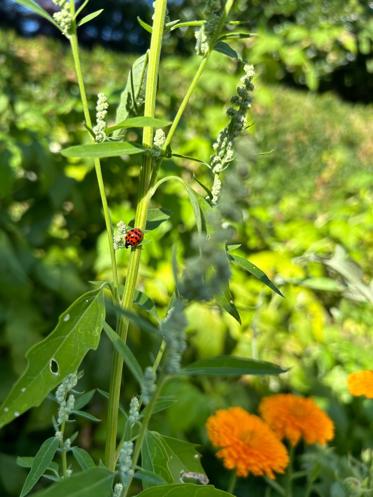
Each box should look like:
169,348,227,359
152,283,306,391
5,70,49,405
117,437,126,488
163,0,236,151
104,0,168,471
227,472,237,494
265,477,285,496
68,4,119,298
60,421,67,478
285,445,295,497
122,376,167,497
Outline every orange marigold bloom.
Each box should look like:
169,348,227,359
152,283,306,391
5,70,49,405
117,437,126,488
206,406,289,479
348,370,373,399
259,394,334,447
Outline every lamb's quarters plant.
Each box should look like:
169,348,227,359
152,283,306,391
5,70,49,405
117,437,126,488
2,2,372,497
0,0,291,496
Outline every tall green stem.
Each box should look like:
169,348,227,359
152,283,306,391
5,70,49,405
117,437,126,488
68,3,119,296
122,377,167,497
285,445,294,497
104,0,168,471
227,472,237,494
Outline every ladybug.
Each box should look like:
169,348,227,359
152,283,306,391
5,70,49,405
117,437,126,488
125,227,144,248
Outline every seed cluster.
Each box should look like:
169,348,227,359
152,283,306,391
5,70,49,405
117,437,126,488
119,441,134,485
210,64,255,204
160,300,187,374
52,0,72,37
195,0,223,56
93,93,109,143
141,367,156,405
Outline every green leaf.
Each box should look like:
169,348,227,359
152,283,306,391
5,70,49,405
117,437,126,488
78,9,104,27
107,301,159,336
134,468,166,486
214,41,242,61
182,356,286,376
142,432,206,488
114,53,148,136
103,323,144,385
152,396,177,414
14,0,57,26
17,456,59,473
229,254,284,297
107,116,171,134
129,208,171,231
220,31,254,40
0,288,105,429
300,277,344,292
185,184,204,236
71,447,96,470
61,142,145,159
137,16,152,33
135,484,234,497
74,390,96,410
72,410,101,422
28,468,113,497
217,286,241,324
74,0,91,19
20,437,59,497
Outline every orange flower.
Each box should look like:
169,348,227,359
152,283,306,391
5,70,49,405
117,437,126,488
259,394,334,447
348,370,373,399
206,407,289,479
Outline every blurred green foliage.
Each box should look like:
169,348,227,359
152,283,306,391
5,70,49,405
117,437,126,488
0,29,372,496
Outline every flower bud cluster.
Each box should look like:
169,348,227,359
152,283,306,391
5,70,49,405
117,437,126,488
128,396,140,427
55,373,78,428
160,301,187,374
93,93,109,143
52,0,72,37
141,367,156,405
195,0,222,56
113,221,127,250
210,64,255,204
119,441,134,485
113,483,124,497
152,128,166,158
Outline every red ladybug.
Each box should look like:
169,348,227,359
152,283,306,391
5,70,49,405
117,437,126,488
125,228,144,248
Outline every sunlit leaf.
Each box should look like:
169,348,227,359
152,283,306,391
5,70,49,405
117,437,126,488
182,356,286,376
229,254,284,296
78,9,104,27
0,288,105,428
61,142,145,159
114,52,148,136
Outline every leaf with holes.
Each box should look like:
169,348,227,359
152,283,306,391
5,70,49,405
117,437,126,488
0,288,105,429
20,437,59,497
27,468,113,497
142,431,206,489
136,484,234,497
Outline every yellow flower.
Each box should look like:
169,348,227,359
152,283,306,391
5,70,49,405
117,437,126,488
348,370,373,399
259,394,334,446
206,406,289,479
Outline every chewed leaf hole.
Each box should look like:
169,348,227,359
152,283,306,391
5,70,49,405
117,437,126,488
50,359,59,375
